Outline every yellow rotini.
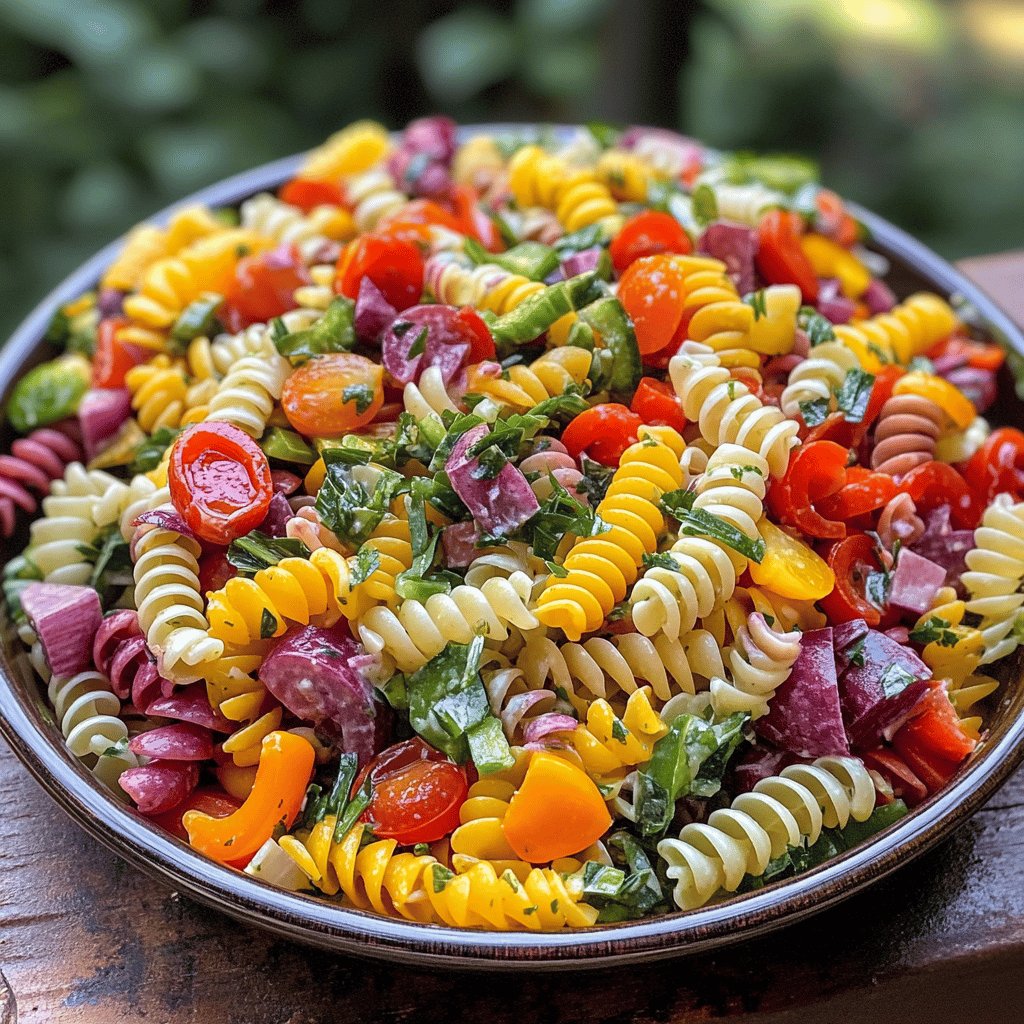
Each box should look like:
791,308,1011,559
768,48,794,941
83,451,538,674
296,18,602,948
239,192,354,259
205,548,371,647
535,427,685,641
595,148,661,202
299,120,391,182
353,513,414,611
465,347,592,413
124,355,189,432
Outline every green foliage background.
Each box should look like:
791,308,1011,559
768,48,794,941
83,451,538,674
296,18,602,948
1,0,1021,340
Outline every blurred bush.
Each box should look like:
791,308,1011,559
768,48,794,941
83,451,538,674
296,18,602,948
0,0,1021,339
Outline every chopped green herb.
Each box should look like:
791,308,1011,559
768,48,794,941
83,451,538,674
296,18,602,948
909,615,960,648
642,551,679,572
660,488,766,563
227,531,311,575
350,546,382,587
744,289,768,320
690,182,718,227
259,608,279,639
836,368,875,424
879,662,916,699
544,560,569,578
798,305,836,347
274,297,356,362
799,397,830,427
406,326,429,359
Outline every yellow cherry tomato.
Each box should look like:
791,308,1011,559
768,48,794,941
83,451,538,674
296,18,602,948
750,519,835,601
282,353,384,438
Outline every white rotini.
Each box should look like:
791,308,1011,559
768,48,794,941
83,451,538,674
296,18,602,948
239,193,348,261
780,340,863,420
356,573,540,673
204,351,292,439
704,180,787,227
133,513,224,680
209,308,321,376
657,757,876,909
669,341,800,479
963,494,1024,664
935,415,991,464
346,169,408,234
28,464,125,585
402,365,458,422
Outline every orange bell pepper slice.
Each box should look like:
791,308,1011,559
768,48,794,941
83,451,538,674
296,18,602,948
501,752,611,864
184,731,315,866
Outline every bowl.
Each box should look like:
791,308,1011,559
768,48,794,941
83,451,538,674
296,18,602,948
2,126,1023,969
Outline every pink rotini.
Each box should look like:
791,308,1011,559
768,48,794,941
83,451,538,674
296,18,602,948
0,422,82,537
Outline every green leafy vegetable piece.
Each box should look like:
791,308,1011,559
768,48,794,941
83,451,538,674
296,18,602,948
836,368,875,424
660,489,766,563
227,531,312,575
524,475,607,561
259,608,279,639
170,293,222,349
744,289,768,320
89,526,133,606
690,183,718,228
129,426,182,475
575,454,614,505
642,551,679,572
879,662,916,699
6,355,90,433
909,615,960,648
273,297,356,362
341,383,376,415
586,121,621,150
314,462,407,546
798,305,837,347
350,546,381,588
799,397,830,427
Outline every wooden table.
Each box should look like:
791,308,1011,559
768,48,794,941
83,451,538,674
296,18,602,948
2,255,1024,1024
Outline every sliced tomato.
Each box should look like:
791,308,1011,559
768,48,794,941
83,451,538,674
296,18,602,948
93,316,148,389
862,749,928,808
756,210,819,302
224,243,310,331
618,254,689,355
899,460,982,530
279,178,345,212
926,335,1005,373
963,427,1024,505
768,440,848,539
630,377,685,433
562,404,643,467
357,738,469,846
817,468,898,520
168,422,274,545
894,683,976,765
819,533,883,626
450,185,504,252
610,211,692,274
335,235,424,311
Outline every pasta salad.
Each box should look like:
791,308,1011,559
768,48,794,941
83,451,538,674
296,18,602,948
4,117,1022,931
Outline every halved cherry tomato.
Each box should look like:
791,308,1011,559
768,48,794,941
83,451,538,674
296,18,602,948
630,377,685,433
610,211,692,274
618,254,688,355
817,467,898,520
453,306,496,364
357,738,469,846
450,185,503,252
926,335,1006,373
279,178,345,212
335,235,424,311
900,461,982,529
756,210,819,302
93,316,148,389
281,352,384,438
963,427,1024,505
168,422,273,545
895,682,976,766
224,243,310,331
768,440,848,539
819,533,883,626
862,749,928,807
150,787,241,842
562,404,643,467
377,198,464,245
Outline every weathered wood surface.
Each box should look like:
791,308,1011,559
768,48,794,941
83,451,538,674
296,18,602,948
1,254,1023,1024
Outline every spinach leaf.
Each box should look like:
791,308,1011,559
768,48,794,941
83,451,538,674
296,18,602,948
660,489,766,563
314,462,407,546
836,368,875,424
227,531,311,575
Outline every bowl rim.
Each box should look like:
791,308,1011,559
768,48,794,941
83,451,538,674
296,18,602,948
2,125,1023,970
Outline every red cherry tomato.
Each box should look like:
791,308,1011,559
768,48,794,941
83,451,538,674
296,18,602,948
224,243,310,330
281,352,385,437
819,533,883,626
562,404,643,467
279,178,345,212
610,211,692,274
817,467,898,521
93,317,148,389
198,548,238,594
963,427,1024,505
630,377,685,433
618,254,689,355
453,306,496,364
356,738,469,845
756,210,819,302
926,335,1005,373
150,787,241,842
900,460,982,530
377,198,464,244
335,235,424,311
168,422,274,545
450,185,503,252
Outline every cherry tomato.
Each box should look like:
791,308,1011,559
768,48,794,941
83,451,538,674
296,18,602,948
281,352,384,437
279,178,345,212
819,533,883,626
817,467,898,521
767,440,848,539
453,306,496,364
862,749,928,807
93,316,148,389
630,377,685,433
377,198,464,244
894,683,976,767
562,404,643,467
335,235,424,311
198,548,238,594
224,243,310,331
450,185,503,252
618,254,689,356
963,427,1024,505
900,461,982,530
610,211,692,274
357,738,469,845
756,210,819,302
168,422,274,545
150,787,241,842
